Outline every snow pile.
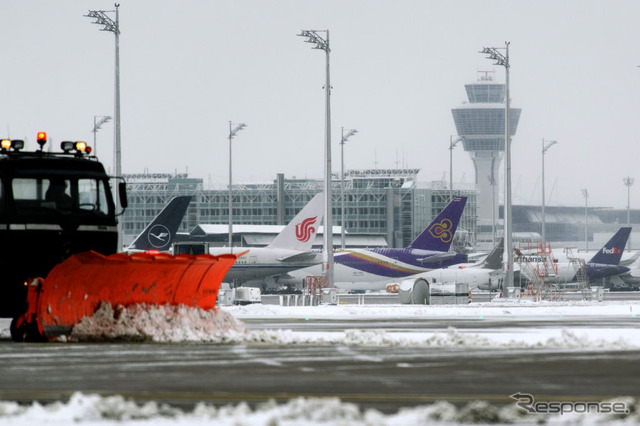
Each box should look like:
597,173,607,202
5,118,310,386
0,393,637,425
70,302,246,343
59,302,639,349
534,329,634,350
224,299,640,320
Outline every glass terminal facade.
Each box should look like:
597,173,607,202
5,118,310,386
122,169,478,251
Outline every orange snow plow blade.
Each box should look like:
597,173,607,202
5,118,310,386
18,250,243,339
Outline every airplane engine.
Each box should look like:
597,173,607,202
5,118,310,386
398,278,431,304
477,275,502,291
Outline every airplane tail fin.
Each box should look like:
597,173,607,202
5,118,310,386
481,238,504,270
127,196,192,252
268,193,324,251
408,196,467,251
588,227,632,265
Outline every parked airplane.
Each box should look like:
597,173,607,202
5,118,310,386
383,238,504,293
282,196,469,291
208,193,324,287
126,195,192,252
559,227,631,284
520,227,633,285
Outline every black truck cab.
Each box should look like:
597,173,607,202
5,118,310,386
0,135,124,318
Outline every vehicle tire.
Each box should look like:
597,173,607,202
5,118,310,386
9,318,26,342
24,322,47,343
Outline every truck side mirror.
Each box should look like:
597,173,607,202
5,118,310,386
118,182,128,209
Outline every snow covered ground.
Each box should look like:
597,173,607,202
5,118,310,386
0,392,638,425
1,300,639,424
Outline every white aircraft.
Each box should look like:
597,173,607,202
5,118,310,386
387,238,505,293
209,193,324,288
281,197,469,291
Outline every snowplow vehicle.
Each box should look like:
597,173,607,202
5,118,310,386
1,133,240,341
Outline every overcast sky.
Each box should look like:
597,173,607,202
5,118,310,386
2,1,640,209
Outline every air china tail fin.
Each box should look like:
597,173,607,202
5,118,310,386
408,196,467,251
268,193,324,251
127,196,192,251
588,227,632,265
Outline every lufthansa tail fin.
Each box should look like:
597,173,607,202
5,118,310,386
127,196,192,252
408,196,467,251
268,193,324,251
588,227,632,265
480,238,504,270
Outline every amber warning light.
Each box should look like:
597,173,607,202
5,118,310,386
36,132,47,150
61,141,92,155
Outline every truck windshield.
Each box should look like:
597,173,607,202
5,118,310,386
12,177,110,216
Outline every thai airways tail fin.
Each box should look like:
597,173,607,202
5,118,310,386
268,193,324,251
408,196,467,251
127,196,192,252
588,227,632,265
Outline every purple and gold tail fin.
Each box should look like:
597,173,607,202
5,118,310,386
408,196,467,251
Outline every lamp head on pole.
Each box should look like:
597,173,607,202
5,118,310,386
229,122,247,139
341,128,358,144
297,30,329,52
480,45,508,68
450,135,464,149
542,139,557,153
84,8,119,34
92,116,112,133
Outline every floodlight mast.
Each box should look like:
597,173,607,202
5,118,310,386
228,121,247,253
449,135,464,203
298,29,334,287
85,4,122,247
582,188,589,252
340,127,358,249
541,139,557,243
480,42,513,296
624,177,634,249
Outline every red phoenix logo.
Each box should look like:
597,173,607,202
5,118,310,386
295,216,317,242
428,219,454,242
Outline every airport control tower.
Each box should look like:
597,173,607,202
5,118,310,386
451,72,521,244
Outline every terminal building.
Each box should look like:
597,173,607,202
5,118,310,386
122,169,478,252
122,170,640,253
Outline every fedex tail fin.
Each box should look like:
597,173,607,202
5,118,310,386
408,196,467,251
268,193,324,251
588,227,631,265
127,196,192,251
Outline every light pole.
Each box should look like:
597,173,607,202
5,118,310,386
92,115,112,158
449,136,464,202
582,188,589,252
541,139,557,243
489,174,497,247
624,177,634,249
481,42,513,295
298,29,334,287
228,121,247,252
85,5,122,247
340,127,358,249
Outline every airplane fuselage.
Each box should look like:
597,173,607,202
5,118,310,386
286,248,468,291
209,247,320,285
